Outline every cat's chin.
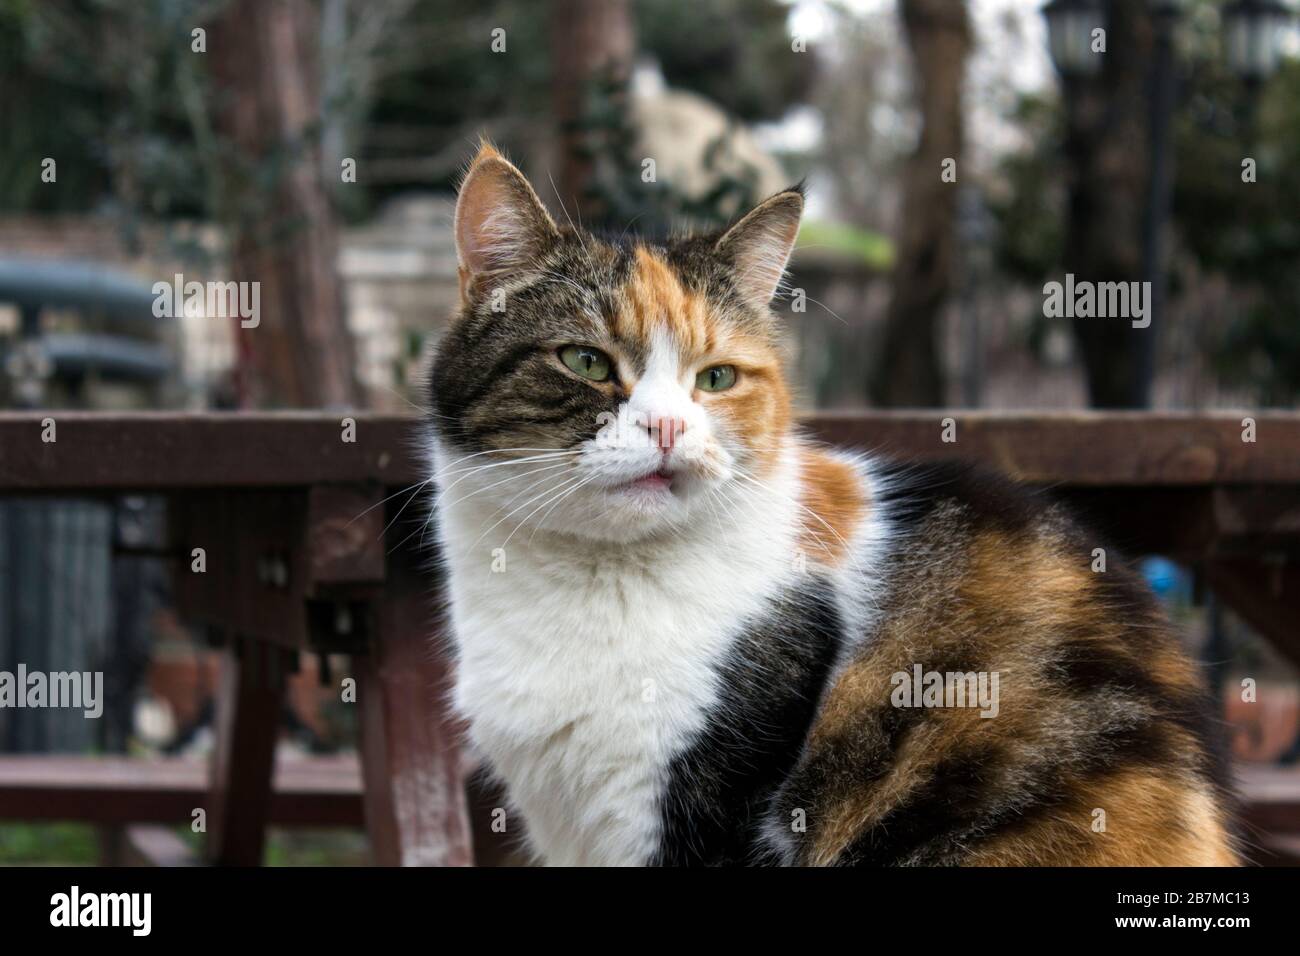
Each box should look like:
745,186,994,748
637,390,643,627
535,480,712,545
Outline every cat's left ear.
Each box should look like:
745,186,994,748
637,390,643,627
714,186,804,311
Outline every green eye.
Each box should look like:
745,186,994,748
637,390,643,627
696,365,737,392
559,345,612,382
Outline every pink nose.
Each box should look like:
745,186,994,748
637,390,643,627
651,416,685,451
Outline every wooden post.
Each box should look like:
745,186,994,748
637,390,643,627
209,0,361,409
550,0,636,223
205,640,286,866
1059,0,1158,408
357,539,472,866
872,0,971,406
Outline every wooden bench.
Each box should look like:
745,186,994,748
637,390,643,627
0,754,362,827
1,410,1298,865
0,754,364,866
1236,764,1300,865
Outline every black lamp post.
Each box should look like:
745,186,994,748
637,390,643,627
1136,0,1188,409
1223,0,1295,81
1223,0,1296,133
1043,0,1106,78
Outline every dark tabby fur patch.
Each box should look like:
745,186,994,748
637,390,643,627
762,461,1238,867
654,575,844,865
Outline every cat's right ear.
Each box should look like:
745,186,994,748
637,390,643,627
454,143,558,285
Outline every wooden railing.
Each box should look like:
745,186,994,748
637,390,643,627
1,411,1298,864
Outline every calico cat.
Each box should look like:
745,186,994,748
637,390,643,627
425,143,1238,866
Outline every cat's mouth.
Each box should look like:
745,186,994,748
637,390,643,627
619,467,676,494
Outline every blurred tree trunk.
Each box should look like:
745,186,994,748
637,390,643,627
1062,1,1154,408
210,0,361,409
872,0,970,407
550,0,635,222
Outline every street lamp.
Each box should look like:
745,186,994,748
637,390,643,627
1149,0,1192,21
1043,0,1106,78
1223,0,1296,81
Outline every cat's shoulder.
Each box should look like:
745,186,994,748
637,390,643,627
868,456,1051,537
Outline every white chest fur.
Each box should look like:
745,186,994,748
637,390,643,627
433,453,802,865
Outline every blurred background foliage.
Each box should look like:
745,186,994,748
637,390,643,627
0,0,809,215
1,0,1298,407
987,0,1300,404
636,0,815,121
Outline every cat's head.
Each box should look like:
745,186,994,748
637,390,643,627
428,143,802,544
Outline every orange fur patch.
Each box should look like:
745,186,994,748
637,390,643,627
798,448,867,566
618,247,710,353
964,772,1239,867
